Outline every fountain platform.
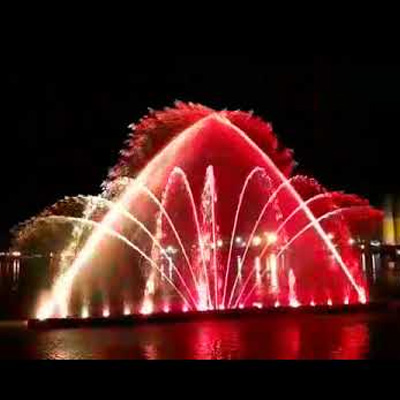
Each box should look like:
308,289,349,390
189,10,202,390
27,302,399,330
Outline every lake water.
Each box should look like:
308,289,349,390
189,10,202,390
1,311,399,359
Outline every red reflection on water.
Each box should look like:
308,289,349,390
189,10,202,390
332,324,368,360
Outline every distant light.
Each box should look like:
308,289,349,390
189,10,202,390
252,236,262,246
327,233,334,240
327,299,333,306
239,304,244,309
265,232,278,245
348,238,355,245
217,239,223,248
163,305,170,313
253,302,263,309
371,240,381,247
396,249,400,256
123,306,131,316
11,251,21,257
102,308,110,318
182,305,189,313
360,244,365,250
219,304,225,310
344,297,349,305
310,300,316,307
274,301,280,308
235,236,243,245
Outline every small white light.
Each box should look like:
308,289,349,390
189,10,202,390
265,232,278,245
252,236,262,246
217,239,223,248
163,305,170,313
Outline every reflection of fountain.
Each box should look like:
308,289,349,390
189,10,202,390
16,102,381,321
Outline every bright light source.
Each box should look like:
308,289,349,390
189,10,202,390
166,246,177,254
274,300,280,308
163,305,170,313
239,304,244,309
327,298,333,306
289,298,300,308
235,236,243,244
140,300,153,315
253,302,263,309
11,251,21,257
348,238,355,245
360,244,365,250
123,306,131,316
252,236,262,246
182,305,188,313
102,308,110,318
327,233,334,240
265,232,277,245
359,290,367,304
217,239,223,248
344,296,349,305
310,300,316,307
81,307,89,319
370,240,381,247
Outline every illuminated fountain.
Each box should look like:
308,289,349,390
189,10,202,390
13,102,382,323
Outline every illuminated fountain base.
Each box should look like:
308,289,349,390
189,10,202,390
27,302,390,330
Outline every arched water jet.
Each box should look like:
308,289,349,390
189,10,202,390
220,115,366,300
221,166,266,307
236,206,372,308
169,167,212,308
20,102,381,320
36,216,194,319
259,192,336,259
226,177,298,308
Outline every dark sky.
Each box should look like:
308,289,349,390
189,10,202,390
1,55,399,248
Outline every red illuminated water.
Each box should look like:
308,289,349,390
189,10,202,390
35,103,382,320
1,311,400,359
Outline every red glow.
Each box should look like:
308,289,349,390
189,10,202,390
38,102,381,319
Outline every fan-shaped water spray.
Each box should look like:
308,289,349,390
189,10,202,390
12,102,382,320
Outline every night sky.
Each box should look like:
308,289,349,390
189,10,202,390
2,55,399,248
